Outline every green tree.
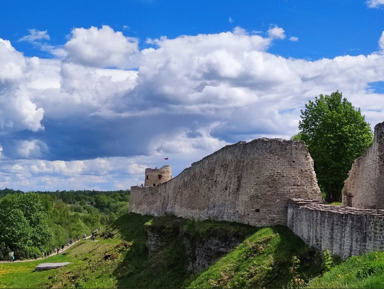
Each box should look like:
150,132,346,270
298,91,373,203
0,193,52,258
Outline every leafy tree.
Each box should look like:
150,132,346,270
298,91,372,203
0,193,51,257
0,209,31,250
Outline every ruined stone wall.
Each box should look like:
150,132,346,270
287,199,384,259
144,165,172,187
342,122,384,208
130,138,322,227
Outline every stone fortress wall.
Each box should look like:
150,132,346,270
342,122,384,209
131,123,384,258
130,138,322,227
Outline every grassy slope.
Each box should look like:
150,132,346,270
0,213,323,288
0,238,126,288
308,251,384,288
188,226,322,289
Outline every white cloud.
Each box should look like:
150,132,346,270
19,29,50,44
17,140,46,158
64,25,139,68
379,31,384,52
0,156,154,191
268,25,286,39
0,40,44,132
289,36,299,42
0,39,26,82
1,26,384,190
367,0,384,8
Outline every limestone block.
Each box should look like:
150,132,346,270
35,262,70,271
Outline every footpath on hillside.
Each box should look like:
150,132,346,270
0,235,92,264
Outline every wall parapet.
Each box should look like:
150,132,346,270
287,198,384,259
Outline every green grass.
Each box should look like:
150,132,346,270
0,213,325,288
0,234,129,288
0,250,70,288
308,251,384,288
331,202,342,206
188,226,322,289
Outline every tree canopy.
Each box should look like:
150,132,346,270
0,193,51,258
0,189,129,260
298,91,373,203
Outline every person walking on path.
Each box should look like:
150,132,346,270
0,234,92,263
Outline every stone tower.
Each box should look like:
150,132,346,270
144,165,172,187
342,121,384,208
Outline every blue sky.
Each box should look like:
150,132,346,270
0,0,384,191
2,0,383,59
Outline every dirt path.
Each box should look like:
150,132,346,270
0,235,92,264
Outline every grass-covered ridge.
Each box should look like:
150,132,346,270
0,213,325,288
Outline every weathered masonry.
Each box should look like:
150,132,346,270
342,121,384,209
144,165,172,187
287,199,384,260
287,123,384,259
131,123,384,259
130,138,322,227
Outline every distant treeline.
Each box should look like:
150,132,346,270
0,189,130,260
0,188,130,199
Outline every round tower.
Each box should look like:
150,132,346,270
144,165,172,187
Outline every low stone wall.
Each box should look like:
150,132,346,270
287,199,384,259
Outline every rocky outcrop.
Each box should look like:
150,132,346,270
145,222,243,272
185,237,241,272
131,138,321,227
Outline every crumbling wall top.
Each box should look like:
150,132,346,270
144,165,172,187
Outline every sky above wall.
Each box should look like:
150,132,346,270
0,0,384,191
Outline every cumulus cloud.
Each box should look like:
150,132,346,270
16,140,47,158
0,39,44,132
0,39,26,82
1,25,384,190
367,0,384,8
64,25,139,68
268,25,285,39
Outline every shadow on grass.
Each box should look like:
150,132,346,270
263,226,323,288
111,213,260,289
110,213,152,288
109,213,323,289
187,225,324,289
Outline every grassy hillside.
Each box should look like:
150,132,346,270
308,251,384,288
0,213,324,288
188,226,322,289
